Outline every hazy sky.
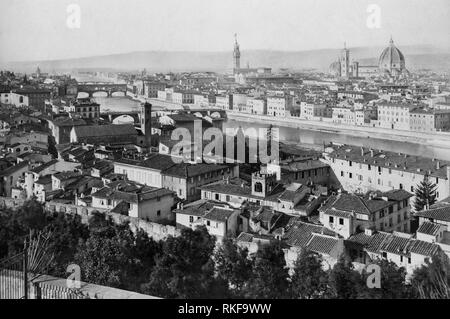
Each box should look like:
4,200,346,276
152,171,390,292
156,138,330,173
1,0,449,63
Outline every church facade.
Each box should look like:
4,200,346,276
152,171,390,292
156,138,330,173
329,38,409,79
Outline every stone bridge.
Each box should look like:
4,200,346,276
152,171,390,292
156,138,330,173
77,82,128,97
99,110,141,123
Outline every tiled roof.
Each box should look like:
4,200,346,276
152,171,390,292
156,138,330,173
203,207,236,222
326,144,450,179
0,161,29,176
282,218,337,248
307,234,340,255
74,124,137,138
414,207,450,222
30,159,58,174
323,208,353,219
417,221,442,236
348,231,441,258
163,162,230,178
115,153,176,172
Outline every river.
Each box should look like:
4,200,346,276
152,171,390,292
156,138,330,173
77,94,450,161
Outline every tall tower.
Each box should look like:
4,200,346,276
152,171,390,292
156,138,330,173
340,42,350,78
233,33,241,73
141,102,152,147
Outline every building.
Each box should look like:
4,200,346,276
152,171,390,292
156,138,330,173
323,144,450,205
375,102,415,130
246,97,267,115
11,88,52,111
114,153,238,202
0,161,29,197
91,182,175,222
319,189,413,238
48,117,87,144
215,94,233,110
70,124,138,145
175,200,241,240
299,102,332,120
267,96,293,117
409,108,450,132
144,81,166,98
347,228,442,278
67,98,100,119
329,38,408,79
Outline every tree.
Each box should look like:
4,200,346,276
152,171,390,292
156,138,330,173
414,175,437,211
142,226,228,298
328,254,363,299
290,249,329,299
243,241,290,299
358,259,409,299
411,254,450,299
214,238,253,297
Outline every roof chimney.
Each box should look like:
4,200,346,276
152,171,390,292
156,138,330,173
361,147,364,156
436,161,440,170
370,149,374,157
365,228,374,236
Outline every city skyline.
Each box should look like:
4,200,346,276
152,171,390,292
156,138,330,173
1,0,450,64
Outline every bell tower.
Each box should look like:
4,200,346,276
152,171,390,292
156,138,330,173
340,42,350,78
233,33,241,73
251,172,277,198
141,102,152,147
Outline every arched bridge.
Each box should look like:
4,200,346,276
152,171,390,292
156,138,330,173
77,82,128,97
100,110,141,123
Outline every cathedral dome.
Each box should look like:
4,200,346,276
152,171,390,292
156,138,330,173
378,37,406,75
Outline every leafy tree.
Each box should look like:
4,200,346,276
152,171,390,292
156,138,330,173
290,249,329,299
243,241,290,299
411,254,450,299
214,238,253,297
44,212,89,277
358,259,409,299
142,226,228,298
414,175,437,211
328,254,363,299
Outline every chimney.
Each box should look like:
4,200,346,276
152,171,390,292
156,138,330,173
370,149,374,157
436,161,440,170
365,228,374,236
361,147,364,156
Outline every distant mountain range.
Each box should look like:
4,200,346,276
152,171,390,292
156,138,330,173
4,45,450,73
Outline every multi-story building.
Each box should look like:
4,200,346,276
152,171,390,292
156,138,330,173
319,190,413,238
299,102,332,120
215,94,233,110
144,81,166,98
246,97,267,115
10,88,52,111
68,98,100,119
409,108,450,132
232,93,248,111
267,96,293,117
172,90,195,104
323,143,450,206
375,102,415,130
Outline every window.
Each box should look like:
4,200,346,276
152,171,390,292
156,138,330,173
349,173,353,179
226,195,230,202
215,193,220,200
408,258,411,264
340,171,344,177
189,216,194,223
411,186,414,192
206,220,210,226
339,218,344,225
329,216,334,223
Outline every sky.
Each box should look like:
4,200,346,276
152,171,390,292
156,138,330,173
1,0,449,63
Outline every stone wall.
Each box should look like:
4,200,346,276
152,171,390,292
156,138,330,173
44,200,180,241
0,197,180,241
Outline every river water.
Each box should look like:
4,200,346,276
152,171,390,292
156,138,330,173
80,95,450,161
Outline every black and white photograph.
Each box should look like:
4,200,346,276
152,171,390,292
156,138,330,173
0,0,450,309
